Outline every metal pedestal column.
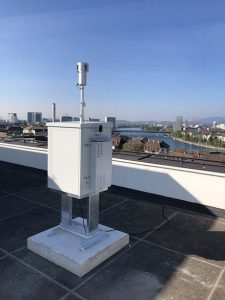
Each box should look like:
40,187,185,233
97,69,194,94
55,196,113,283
59,192,105,250
61,193,73,226
87,192,99,235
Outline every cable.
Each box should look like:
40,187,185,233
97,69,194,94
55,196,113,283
78,198,87,235
99,205,170,236
162,205,169,222
77,186,170,237
130,205,169,236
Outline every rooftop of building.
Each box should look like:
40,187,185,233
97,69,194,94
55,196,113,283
1,139,225,174
1,160,225,299
0,139,48,149
113,150,225,174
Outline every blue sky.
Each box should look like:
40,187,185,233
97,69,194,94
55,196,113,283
1,0,225,121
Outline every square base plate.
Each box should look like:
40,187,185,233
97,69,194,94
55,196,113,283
27,217,129,277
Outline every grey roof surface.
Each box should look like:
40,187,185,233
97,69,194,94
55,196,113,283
113,151,225,174
0,161,225,299
0,139,48,149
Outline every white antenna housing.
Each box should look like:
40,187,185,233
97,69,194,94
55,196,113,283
77,62,89,122
77,62,89,86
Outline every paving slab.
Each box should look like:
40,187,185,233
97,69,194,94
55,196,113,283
0,190,8,198
0,256,67,300
14,248,84,289
63,294,82,300
0,194,40,221
16,186,61,205
1,161,225,300
0,161,46,177
0,172,30,189
0,249,5,258
146,211,225,267
0,174,46,193
99,191,127,212
210,270,225,300
0,206,60,252
99,199,173,236
76,240,221,300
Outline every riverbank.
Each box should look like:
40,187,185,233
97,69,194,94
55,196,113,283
115,129,225,152
171,137,225,151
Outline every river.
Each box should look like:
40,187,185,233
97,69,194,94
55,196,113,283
116,128,212,152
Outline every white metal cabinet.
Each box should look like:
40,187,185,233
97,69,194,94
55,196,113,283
47,122,112,198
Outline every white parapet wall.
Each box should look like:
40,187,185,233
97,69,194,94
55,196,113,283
112,158,225,210
0,143,225,210
0,143,47,171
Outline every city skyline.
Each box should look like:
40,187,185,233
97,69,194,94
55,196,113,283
1,0,225,121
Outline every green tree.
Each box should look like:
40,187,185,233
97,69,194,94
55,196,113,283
122,141,144,152
184,133,190,141
171,131,182,138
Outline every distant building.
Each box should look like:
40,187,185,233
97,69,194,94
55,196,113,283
33,128,47,136
60,115,73,122
8,113,18,124
216,124,225,130
23,126,47,136
7,126,23,136
216,134,225,142
105,117,116,130
183,126,199,135
88,117,100,122
52,103,56,122
112,134,129,149
27,112,33,123
183,119,189,131
27,112,42,124
144,140,169,154
42,118,52,122
0,132,7,139
112,135,122,149
174,116,183,132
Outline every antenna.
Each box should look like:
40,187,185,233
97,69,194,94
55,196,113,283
77,62,89,123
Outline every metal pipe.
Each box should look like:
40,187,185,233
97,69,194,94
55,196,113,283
80,87,85,123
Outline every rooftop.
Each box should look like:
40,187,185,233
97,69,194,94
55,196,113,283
1,161,225,299
113,150,225,174
1,139,225,173
0,139,48,149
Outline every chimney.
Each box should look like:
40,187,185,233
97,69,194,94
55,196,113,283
52,103,56,122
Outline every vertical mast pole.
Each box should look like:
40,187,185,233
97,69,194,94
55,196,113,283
80,86,85,123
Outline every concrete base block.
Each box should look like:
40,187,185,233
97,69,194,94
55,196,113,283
27,217,129,277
